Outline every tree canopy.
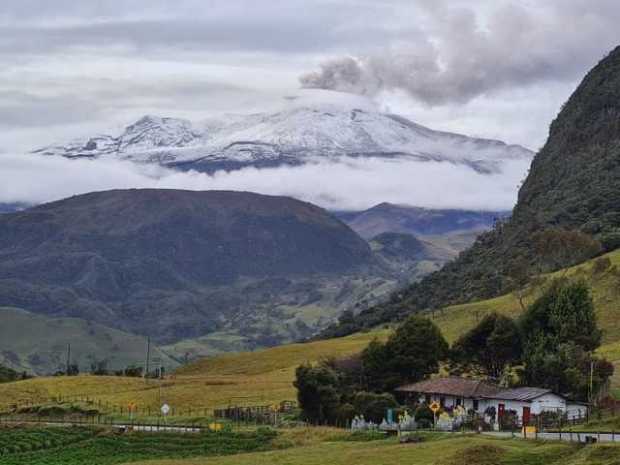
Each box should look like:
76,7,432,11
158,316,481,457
450,313,522,379
519,279,611,401
362,316,448,391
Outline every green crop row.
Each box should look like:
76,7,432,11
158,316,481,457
0,427,277,465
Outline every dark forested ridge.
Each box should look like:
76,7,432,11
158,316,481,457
0,189,375,343
321,46,620,338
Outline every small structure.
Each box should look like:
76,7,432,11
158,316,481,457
395,377,588,428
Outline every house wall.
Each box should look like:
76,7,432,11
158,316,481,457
483,394,569,423
416,394,481,412
412,392,581,423
530,393,566,414
566,403,588,420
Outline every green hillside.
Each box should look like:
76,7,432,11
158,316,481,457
425,249,620,344
323,46,620,337
0,307,177,374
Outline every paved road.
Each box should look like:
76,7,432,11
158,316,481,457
0,418,203,434
483,431,620,443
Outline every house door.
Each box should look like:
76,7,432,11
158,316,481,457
498,403,505,424
522,407,531,426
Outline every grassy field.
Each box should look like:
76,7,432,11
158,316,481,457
1,425,620,465
0,250,618,413
0,330,389,412
128,434,620,465
0,307,177,375
425,249,620,345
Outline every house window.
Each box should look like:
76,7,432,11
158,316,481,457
425,394,431,404
440,397,446,407
473,400,479,411
456,398,462,407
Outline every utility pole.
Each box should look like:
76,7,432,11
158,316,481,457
589,358,594,405
66,343,71,374
144,336,151,377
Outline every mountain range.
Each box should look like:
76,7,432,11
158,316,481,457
5,93,536,374
0,189,507,373
33,104,532,175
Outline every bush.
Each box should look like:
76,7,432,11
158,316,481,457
334,403,356,427
352,392,398,423
414,404,434,429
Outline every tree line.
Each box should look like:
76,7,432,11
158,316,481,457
295,278,614,425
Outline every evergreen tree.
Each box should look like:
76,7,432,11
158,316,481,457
519,280,611,401
450,313,522,379
362,316,448,391
294,363,341,424
520,279,601,351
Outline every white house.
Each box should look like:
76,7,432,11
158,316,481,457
395,377,588,427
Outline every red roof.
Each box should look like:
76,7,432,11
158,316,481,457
395,377,501,398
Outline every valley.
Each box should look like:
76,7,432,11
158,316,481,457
0,191,498,374
1,249,618,414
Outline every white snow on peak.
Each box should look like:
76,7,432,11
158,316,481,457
33,98,533,174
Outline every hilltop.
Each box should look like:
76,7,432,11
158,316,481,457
0,189,377,347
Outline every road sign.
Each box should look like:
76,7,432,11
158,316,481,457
161,403,170,416
429,401,440,413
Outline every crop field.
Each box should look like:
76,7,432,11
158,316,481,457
0,426,278,465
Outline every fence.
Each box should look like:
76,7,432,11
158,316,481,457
213,401,297,426
1,395,298,430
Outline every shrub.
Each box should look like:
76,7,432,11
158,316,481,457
414,404,434,429
334,403,356,427
352,392,398,423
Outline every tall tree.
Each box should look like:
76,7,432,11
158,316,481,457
450,313,522,379
533,229,602,273
520,279,601,352
362,316,448,391
519,280,611,401
294,363,341,424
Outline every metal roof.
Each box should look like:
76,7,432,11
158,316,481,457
395,377,501,398
487,387,553,402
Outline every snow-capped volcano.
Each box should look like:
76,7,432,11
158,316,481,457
34,99,533,174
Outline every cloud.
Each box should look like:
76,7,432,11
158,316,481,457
300,1,620,105
0,153,529,211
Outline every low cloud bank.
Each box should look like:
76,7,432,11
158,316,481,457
0,153,530,211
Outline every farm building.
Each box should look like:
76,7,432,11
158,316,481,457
395,377,588,427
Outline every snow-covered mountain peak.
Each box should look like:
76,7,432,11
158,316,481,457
33,105,534,174
118,115,200,153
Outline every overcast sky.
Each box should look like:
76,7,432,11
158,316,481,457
1,0,619,210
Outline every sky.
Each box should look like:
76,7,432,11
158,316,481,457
1,0,619,210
